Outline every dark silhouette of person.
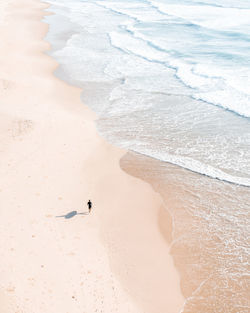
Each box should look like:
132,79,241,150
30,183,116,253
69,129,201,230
87,200,92,213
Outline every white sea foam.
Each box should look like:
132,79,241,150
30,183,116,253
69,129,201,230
45,1,250,312
46,0,250,173
107,22,250,118
172,61,250,117
149,1,250,32
109,31,168,63
45,0,250,186
96,0,165,22
47,0,250,118
133,148,250,187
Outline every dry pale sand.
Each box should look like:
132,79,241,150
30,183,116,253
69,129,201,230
0,0,184,312
0,0,10,24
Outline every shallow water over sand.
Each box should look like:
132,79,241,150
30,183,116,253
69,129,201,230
121,151,250,313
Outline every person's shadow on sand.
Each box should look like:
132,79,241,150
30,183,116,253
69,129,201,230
56,210,88,219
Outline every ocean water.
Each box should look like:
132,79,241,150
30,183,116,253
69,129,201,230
44,0,250,312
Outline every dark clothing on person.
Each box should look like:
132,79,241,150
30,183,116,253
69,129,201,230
87,200,92,213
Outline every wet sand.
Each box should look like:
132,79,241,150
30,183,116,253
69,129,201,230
121,151,250,313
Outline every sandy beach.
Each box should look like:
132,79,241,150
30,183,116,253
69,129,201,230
0,1,184,312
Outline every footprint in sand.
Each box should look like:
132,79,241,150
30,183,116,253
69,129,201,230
0,79,15,92
10,119,33,139
6,287,15,293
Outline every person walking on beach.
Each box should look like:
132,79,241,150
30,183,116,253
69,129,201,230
87,200,92,214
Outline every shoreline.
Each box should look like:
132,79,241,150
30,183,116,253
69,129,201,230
41,1,250,312
0,0,184,312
